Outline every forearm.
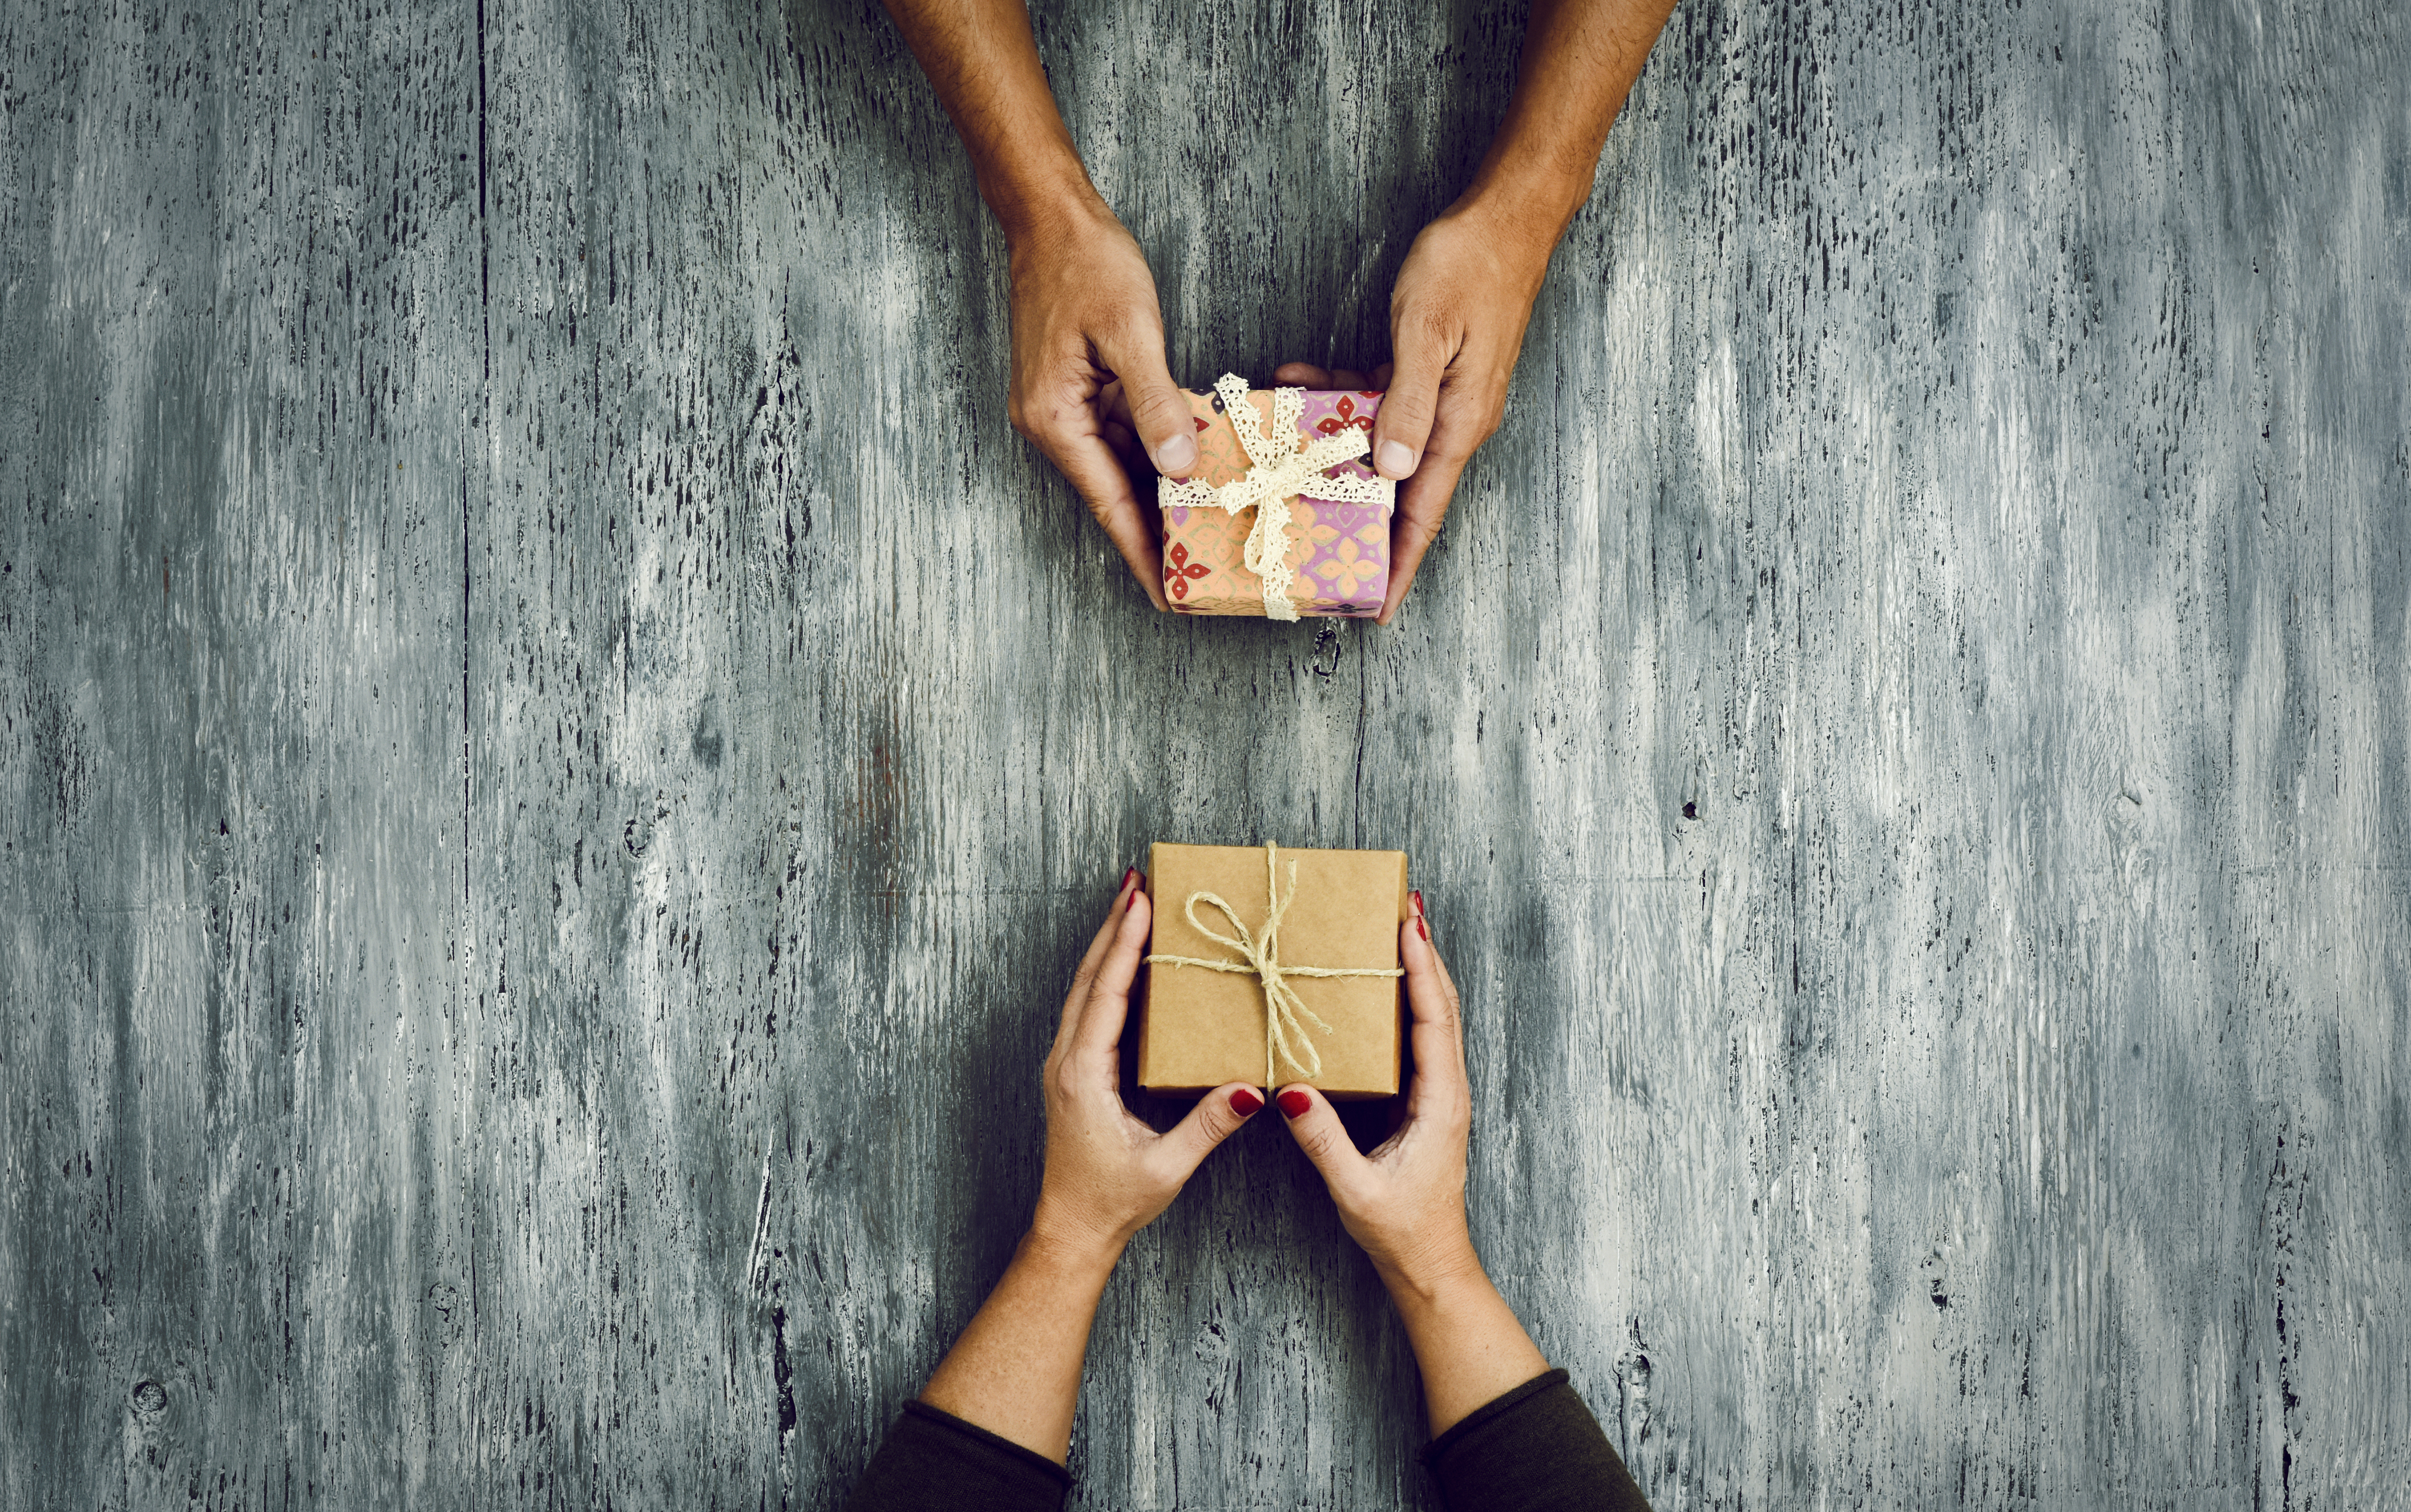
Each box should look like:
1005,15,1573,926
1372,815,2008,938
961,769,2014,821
918,1225,1122,1463
882,0,1101,241
1384,1251,1554,1438
1460,0,1680,246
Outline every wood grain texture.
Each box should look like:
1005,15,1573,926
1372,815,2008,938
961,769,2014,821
4,0,2406,1507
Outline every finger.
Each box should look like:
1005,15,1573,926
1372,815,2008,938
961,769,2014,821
1053,869,1143,1062
1377,449,1469,625
1156,1082,1265,1178
1276,1083,1373,1198
1371,320,1453,481
1070,883,1152,1063
1094,325,1198,479
1371,362,1395,389
1044,431,1171,611
1272,362,1334,388
1275,362,1379,391
1397,907,1469,1124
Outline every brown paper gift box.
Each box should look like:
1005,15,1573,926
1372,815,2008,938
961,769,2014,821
1136,842,1409,1098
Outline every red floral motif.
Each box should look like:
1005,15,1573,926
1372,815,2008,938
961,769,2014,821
1314,395,1376,436
1165,540,1211,601
1194,415,1209,431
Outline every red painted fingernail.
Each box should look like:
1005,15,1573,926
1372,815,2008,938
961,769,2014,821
1121,867,1138,893
1410,890,1424,915
1128,874,1146,910
1417,915,1429,940
1230,1088,1263,1117
1277,1089,1311,1119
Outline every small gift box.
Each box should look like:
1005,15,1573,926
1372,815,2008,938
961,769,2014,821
1137,841,1409,1098
1160,374,1395,621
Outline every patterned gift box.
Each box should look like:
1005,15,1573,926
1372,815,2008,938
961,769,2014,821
1160,375,1394,619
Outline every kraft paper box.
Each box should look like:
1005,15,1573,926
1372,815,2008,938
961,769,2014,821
1160,376,1395,620
1137,842,1408,1098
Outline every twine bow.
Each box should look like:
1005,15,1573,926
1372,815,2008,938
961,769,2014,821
1160,374,1396,622
1143,842,1404,1087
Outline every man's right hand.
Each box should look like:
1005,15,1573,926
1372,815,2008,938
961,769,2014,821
881,0,1196,610
1005,198,1197,611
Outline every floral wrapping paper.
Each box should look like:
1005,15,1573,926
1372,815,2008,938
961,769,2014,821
1161,386,1390,617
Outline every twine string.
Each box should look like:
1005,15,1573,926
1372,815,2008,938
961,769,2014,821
1143,842,1404,1087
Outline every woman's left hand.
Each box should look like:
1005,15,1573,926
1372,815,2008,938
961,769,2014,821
1030,871,1266,1263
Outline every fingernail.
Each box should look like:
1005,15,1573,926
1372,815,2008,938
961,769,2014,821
1377,440,1415,477
1417,915,1429,940
1230,1088,1264,1117
1156,433,1198,473
1128,874,1146,910
1410,890,1424,916
1277,1089,1311,1119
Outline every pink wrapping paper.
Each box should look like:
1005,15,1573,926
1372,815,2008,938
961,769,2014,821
1162,387,1391,618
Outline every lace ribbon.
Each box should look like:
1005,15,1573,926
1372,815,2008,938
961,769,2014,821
1143,842,1404,1088
1160,374,1396,621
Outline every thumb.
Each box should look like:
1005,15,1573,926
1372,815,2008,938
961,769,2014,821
1096,327,1200,479
1159,1083,1266,1176
1370,323,1449,481
1276,1084,1370,1195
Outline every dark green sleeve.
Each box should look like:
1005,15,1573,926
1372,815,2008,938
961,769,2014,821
1423,1369,1651,1512
842,1401,1072,1512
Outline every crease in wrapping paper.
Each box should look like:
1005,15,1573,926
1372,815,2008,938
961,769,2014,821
1161,387,1391,617
1136,842,1409,1098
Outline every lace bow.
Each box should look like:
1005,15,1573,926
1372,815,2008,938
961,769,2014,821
1160,374,1395,621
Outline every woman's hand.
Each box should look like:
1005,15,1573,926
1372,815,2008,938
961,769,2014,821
918,868,1262,1461
1005,203,1201,612
1030,869,1266,1263
1276,893,1552,1435
1271,889,1482,1292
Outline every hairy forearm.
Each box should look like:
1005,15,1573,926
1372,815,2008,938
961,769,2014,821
1383,1249,1553,1437
1461,0,1681,249
917,1225,1123,1463
882,0,1101,242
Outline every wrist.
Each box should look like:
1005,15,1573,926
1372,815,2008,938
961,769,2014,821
1022,1202,1132,1283
985,153,1110,255
1373,1234,1491,1317
1450,165,1586,274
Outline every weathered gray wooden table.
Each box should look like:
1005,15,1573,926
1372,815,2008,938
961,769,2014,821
4,0,2406,1506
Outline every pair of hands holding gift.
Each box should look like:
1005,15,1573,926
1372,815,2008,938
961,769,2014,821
885,0,1680,624
1028,871,1475,1288
916,872,1553,1464
1014,195,1538,623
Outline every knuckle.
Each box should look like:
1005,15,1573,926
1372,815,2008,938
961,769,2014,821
1295,1121,1338,1162
1127,385,1185,436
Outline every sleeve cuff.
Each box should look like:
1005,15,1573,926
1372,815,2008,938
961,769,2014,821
898,1402,1074,1488
844,1400,1071,1512
1424,1368,1572,1465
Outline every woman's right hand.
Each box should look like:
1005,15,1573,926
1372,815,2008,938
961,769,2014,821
1275,894,1553,1435
1273,892,1482,1296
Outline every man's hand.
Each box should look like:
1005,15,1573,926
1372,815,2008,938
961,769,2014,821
1006,201,1198,611
1273,200,1554,626
1278,0,1678,624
